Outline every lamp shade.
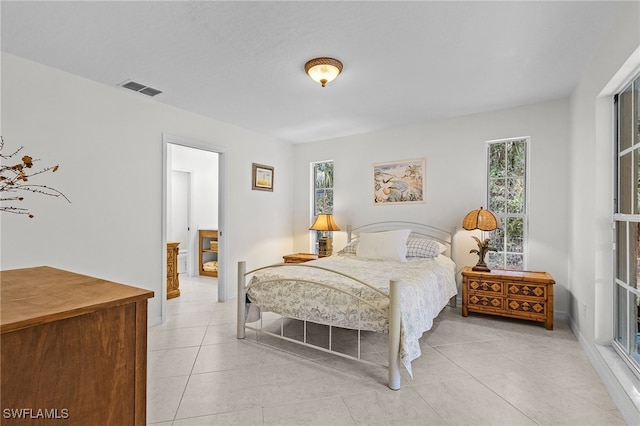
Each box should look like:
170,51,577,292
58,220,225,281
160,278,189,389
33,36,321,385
304,57,343,87
309,214,340,231
462,207,501,231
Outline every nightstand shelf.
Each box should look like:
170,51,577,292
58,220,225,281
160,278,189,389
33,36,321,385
462,266,555,330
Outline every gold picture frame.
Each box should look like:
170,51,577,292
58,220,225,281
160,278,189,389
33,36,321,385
252,163,274,191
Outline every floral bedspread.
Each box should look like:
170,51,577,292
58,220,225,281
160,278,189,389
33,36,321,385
245,254,457,375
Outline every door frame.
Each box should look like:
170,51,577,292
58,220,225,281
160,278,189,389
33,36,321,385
161,134,228,323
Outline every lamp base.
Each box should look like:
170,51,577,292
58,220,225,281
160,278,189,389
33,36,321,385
472,264,491,272
318,237,333,257
469,235,496,273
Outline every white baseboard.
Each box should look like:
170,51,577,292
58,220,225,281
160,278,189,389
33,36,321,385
148,315,163,327
554,309,567,321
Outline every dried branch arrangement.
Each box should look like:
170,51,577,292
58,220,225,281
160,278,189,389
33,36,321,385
0,136,70,218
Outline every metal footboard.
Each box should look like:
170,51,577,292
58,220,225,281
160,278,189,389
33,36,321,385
237,260,402,390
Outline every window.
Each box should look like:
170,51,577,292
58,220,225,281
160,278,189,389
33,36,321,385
613,73,640,374
313,161,334,215
312,161,334,245
486,137,529,271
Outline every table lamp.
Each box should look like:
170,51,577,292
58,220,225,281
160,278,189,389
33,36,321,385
462,207,501,272
310,214,340,257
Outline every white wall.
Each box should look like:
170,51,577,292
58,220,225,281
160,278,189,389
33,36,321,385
567,2,640,423
569,0,639,340
170,143,219,232
0,53,294,325
293,98,571,312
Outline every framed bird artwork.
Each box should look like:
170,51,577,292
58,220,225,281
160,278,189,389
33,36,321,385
373,158,425,205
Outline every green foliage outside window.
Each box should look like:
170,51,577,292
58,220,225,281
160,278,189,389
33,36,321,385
313,161,334,244
613,73,640,365
486,139,527,270
314,161,334,215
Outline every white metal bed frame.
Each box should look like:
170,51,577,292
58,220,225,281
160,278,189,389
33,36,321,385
236,221,456,390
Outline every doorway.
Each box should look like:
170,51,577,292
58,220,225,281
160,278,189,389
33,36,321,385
162,134,227,323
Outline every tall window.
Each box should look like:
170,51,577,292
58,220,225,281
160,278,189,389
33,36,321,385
614,73,640,373
486,138,529,271
312,161,334,244
313,161,334,215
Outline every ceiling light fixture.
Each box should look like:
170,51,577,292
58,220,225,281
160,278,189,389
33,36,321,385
304,57,343,87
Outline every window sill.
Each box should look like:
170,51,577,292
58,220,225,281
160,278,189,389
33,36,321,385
594,343,640,424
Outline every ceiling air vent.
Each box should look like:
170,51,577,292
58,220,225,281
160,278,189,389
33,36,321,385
119,80,162,97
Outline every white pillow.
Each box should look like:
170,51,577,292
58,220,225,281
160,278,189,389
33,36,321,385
356,229,412,262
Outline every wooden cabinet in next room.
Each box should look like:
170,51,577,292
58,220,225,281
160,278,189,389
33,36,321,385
199,229,219,277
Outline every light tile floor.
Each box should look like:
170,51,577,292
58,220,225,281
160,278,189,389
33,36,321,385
147,275,626,425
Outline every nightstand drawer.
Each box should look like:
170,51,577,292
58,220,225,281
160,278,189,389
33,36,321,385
468,294,505,310
506,298,547,315
507,283,547,299
467,279,504,294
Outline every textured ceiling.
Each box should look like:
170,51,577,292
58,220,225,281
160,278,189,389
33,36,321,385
1,1,622,143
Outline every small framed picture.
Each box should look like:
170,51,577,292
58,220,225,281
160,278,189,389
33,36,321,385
252,163,274,191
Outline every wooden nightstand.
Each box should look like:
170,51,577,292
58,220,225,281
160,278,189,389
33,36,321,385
461,266,555,330
283,253,319,263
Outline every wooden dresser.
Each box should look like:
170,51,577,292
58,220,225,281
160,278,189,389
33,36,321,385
1,266,154,425
167,241,180,299
461,266,555,330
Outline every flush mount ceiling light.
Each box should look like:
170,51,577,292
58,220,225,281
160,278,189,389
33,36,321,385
304,57,343,87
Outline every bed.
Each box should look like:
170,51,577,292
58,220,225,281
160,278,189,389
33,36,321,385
236,221,457,390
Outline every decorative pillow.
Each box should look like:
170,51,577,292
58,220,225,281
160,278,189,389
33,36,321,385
338,239,359,255
406,237,446,258
356,229,411,262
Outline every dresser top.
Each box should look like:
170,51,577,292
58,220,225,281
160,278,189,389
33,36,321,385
1,266,154,333
461,266,555,284
283,253,318,261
